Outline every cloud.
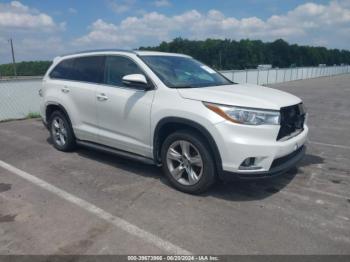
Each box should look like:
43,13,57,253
68,8,77,14
74,0,350,50
0,1,66,63
153,0,171,7
2,0,350,63
15,37,65,58
108,0,135,14
0,1,63,31
73,19,135,47
0,35,66,63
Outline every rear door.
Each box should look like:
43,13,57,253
49,55,105,142
96,55,155,158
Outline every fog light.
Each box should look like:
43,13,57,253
242,157,255,166
239,157,262,170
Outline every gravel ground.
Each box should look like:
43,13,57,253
0,74,349,255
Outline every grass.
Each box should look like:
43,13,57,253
26,112,41,119
0,112,41,123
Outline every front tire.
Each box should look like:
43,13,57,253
161,130,216,194
49,111,76,152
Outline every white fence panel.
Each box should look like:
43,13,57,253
233,71,246,83
247,70,257,84
0,65,349,121
222,66,350,84
220,71,233,81
0,79,42,121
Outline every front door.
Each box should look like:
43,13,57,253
96,55,155,158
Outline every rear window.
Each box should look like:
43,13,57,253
49,56,105,84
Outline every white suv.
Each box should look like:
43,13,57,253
40,50,308,194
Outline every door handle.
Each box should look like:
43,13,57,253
97,93,108,101
61,87,70,93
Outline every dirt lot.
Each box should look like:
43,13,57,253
0,74,349,255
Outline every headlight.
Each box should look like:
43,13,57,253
204,102,280,125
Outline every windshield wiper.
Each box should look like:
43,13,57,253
171,85,196,89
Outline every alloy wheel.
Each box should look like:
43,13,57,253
51,116,67,147
166,140,203,186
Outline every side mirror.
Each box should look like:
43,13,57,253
122,74,149,89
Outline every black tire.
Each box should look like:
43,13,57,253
49,110,76,152
161,130,216,194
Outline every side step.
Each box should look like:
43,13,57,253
76,140,155,165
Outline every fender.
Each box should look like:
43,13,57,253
153,117,223,174
45,102,74,131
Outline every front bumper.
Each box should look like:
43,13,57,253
212,119,308,179
220,145,306,180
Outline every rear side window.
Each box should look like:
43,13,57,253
49,59,75,80
72,56,105,83
104,56,143,87
49,56,105,84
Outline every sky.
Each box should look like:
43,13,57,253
0,0,350,63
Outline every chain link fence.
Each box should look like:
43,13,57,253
220,65,350,85
0,65,349,121
0,78,42,121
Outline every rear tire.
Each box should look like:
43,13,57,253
161,130,216,194
49,110,76,152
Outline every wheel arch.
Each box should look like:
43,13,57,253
153,117,223,173
45,102,73,130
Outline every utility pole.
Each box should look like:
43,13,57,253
9,38,17,77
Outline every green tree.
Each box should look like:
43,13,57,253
140,38,350,70
0,61,52,77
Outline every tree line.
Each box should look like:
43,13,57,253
0,61,52,77
1,38,350,76
140,38,350,70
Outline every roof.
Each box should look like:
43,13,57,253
134,50,191,57
59,49,190,58
60,49,136,57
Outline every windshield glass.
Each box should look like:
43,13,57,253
140,55,233,88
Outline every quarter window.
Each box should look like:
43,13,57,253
49,58,75,80
104,56,143,87
49,56,105,84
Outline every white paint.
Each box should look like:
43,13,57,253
337,216,349,221
309,141,350,150
0,160,191,255
282,181,350,200
316,199,324,204
306,187,350,200
278,190,311,202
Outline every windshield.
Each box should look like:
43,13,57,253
140,55,233,88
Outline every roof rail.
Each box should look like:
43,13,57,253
59,49,137,57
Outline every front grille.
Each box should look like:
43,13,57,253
277,103,305,140
270,146,304,169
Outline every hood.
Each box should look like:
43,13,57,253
177,83,301,110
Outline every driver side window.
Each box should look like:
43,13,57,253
104,56,143,87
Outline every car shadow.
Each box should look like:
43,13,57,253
204,153,324,201
62,139,324,202
75,145,162,179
